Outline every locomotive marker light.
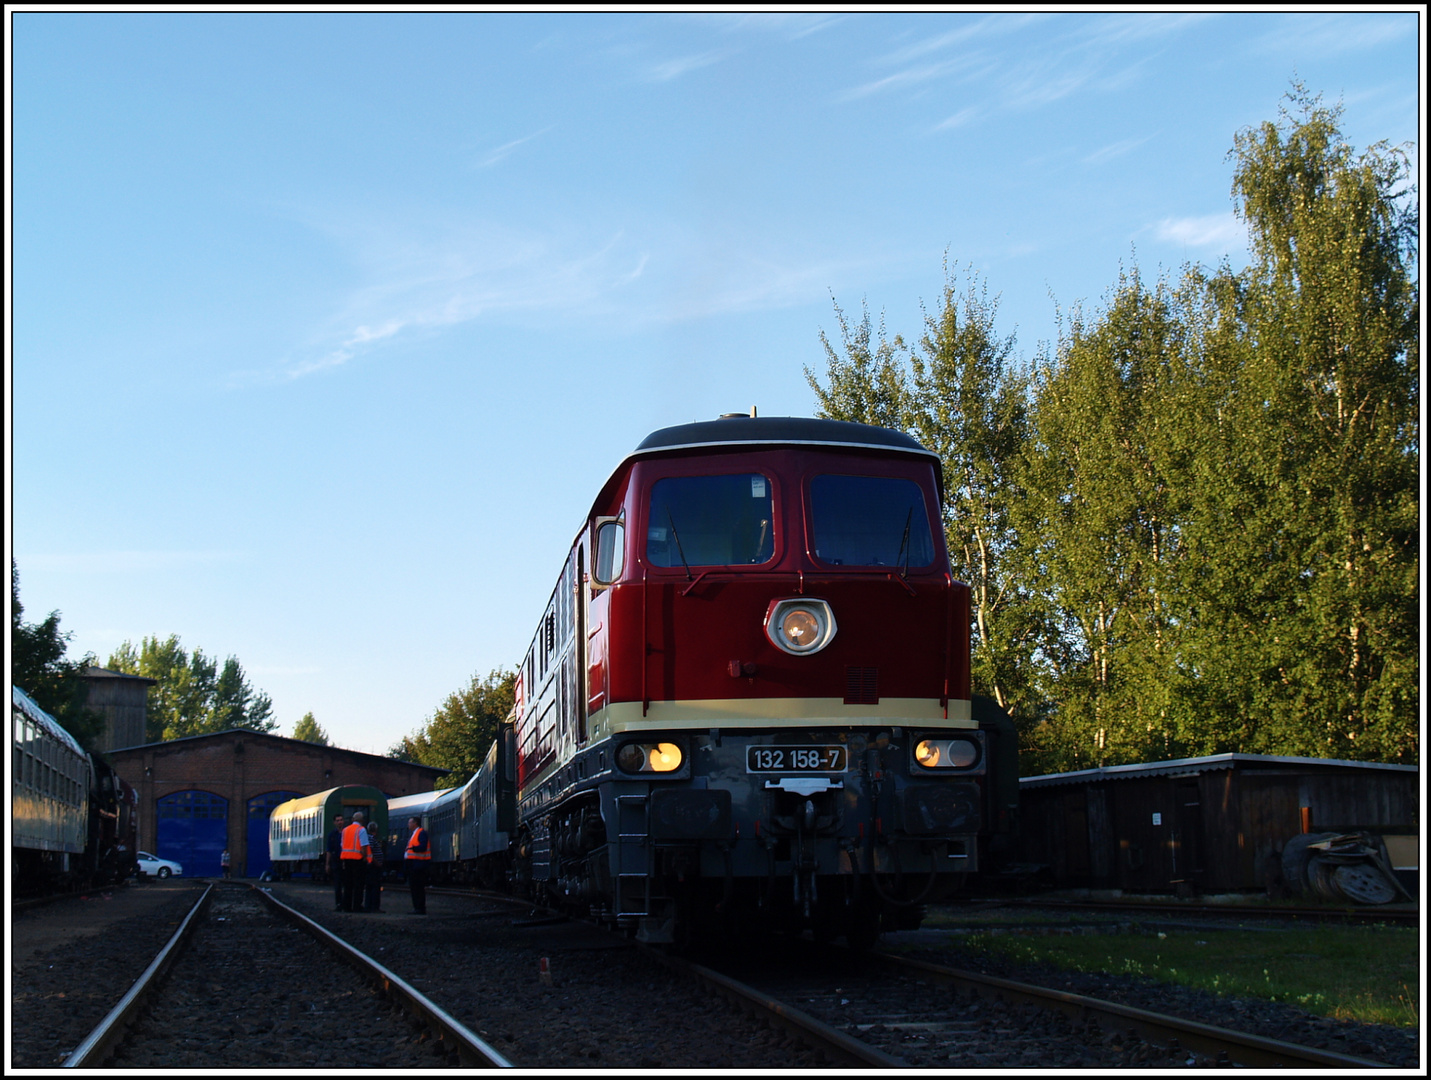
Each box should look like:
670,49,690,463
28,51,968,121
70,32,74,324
913,737,981,769
764,598,837,655
616,741,684,773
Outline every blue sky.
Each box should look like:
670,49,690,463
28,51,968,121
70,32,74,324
9,10,1421,756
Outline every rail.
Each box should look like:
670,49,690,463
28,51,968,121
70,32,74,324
867,948,1393,1069
63,884,216,1067
251,885,513,1067
639,944,907,1068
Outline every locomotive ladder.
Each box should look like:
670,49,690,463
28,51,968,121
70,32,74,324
614,792,653,918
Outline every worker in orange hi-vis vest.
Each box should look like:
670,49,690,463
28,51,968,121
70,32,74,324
339,810,372,913
404,816,430,915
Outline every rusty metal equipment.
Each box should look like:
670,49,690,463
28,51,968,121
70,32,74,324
1280,832,1410,905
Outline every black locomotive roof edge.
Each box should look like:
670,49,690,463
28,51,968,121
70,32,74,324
632,415,938,461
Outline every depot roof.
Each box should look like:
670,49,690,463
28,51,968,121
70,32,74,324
1021,752,1417,788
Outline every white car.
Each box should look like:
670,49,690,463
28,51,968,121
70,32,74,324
136,851,183,878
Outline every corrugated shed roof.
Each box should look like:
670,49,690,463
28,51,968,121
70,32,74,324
1021,752,1417,788
81,665,158,684
12,685,86,758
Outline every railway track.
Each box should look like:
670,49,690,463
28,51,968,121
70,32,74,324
675,933,1399,1069
987,895,1419,926
46,880,1409,1069
423,884,1400,1068
255,880,838,1069
62,883,509,1069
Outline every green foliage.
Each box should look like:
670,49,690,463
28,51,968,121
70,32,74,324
805,296,909,430
292,711,329,745
1213,85,1419,763
1017,268,1206,770
392,668,516,788
808,86,1418,772
943,924,1418,1028
11,561,105,749
107,634,276,741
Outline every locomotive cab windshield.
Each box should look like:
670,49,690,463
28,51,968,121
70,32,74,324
647,472,776,568
808,473,936,568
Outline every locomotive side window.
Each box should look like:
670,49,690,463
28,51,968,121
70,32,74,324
810,475,936,568
647,473,775,568
593,520,625,585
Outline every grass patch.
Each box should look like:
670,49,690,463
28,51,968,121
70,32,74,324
947,923,1419,1027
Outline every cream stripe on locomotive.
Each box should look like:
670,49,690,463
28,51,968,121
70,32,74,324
587,695,973,739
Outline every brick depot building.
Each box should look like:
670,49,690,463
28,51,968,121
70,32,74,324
106,731,447,879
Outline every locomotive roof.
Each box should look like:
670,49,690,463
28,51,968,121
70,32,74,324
632,415,938,461
12,685,86,758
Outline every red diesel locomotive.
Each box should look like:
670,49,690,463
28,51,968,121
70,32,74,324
505,414,1018,945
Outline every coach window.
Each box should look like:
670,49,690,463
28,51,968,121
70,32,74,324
809,475,935,569
647,473,775,568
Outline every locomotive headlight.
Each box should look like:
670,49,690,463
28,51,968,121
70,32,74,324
914,738,980,770
765,598,837,656
781,609,821,647
616,741,684,774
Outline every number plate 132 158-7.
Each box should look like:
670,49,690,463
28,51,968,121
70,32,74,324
745,746,847,773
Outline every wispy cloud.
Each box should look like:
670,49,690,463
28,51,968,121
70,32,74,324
234,196,895,386
840,59,962,102
1083,135,1153,165
1249,12,1415,59
1153,213,1246,250
477,126,554,169
650,252,875,323
686,12,848,40
649,50,725,82
232,214,655,384
933,106,980,131
875,14,1039,67
1065,12,1212,50
849,12,1203,125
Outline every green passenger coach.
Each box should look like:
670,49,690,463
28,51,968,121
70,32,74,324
267,785,387,881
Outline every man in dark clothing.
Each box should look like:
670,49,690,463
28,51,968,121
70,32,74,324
364,818,386,912
404,816,430,915
327,813,346,911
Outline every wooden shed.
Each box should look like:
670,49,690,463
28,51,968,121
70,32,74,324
1017,754,1418,896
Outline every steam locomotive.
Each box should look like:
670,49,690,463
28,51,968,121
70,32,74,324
12,685,139,894
456,414,1019,945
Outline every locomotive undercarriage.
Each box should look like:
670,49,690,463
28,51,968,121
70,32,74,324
515,727,983,946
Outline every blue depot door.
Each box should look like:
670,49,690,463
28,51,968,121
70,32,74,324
156,790,228,878
247,791,302,878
